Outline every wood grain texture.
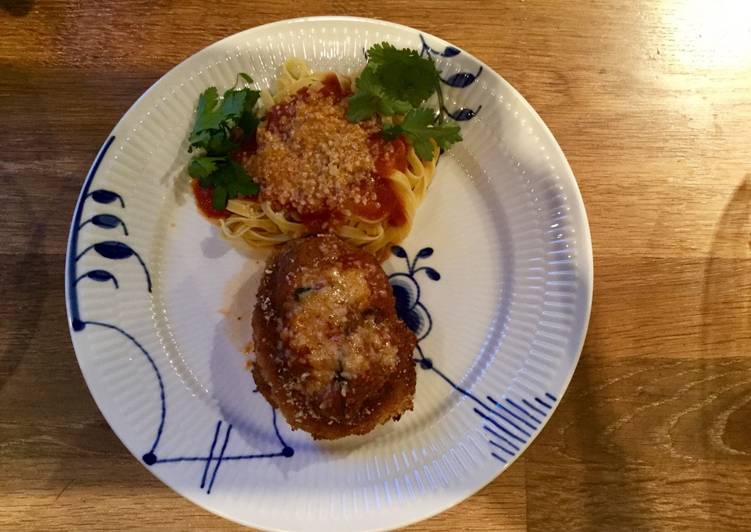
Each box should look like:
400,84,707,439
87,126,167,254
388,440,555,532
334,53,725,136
1,0,749,529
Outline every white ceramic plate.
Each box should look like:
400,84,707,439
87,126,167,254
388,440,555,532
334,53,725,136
65,16,592,531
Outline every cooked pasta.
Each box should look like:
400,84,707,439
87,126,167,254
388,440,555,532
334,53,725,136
218,59,438,259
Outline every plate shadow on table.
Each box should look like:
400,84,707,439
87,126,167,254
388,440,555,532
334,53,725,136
523,173,750,530
701,173,750,356
700,172,750,464
520,187,655,530
526,326,657,531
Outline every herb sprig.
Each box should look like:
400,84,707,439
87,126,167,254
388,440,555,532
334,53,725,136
187,74,261,210
346,43,462,159
383,108,462,160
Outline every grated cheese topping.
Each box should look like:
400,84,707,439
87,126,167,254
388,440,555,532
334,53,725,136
244,87,382,223
280,264,399,396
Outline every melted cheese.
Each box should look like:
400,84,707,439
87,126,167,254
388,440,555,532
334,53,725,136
281,265,399,394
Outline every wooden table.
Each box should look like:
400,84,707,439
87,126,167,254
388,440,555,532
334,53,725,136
2,0,749,529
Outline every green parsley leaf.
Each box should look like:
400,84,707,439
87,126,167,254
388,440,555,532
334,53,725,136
346,66,413,121
238,112,260,138
367,43,439,106
219,88,248,119
212,160,259,193
194,87,220,127
197,159,260,209
383,107,462,160
212,185,228,210
188,156,224,180
238,88,261,135
204,129,238,155
347,66,392,121
347,43,438,122
380,97,412,117
345,90,379,122
186,75,262,210
243,89,260,112
189,83,261,154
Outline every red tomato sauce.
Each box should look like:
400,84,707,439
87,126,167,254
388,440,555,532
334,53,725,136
352,135,409,227
265,73,349,136
193,74,409,230
194,130,258,220
192,180,229,219
230,133,258,163
318,73,349,102
298,210,345,233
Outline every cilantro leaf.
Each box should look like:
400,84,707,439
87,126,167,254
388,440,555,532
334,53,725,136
412,136,436,162
347,66,412,121
238,88,261,134
383,107,462,160
197,159,259,209
188,156,224,179
212,185,228,210
367,43,440,106
346,90,380,122
186,75,262,210
347,43,439,122
189,82,261,154
380,97,412,117
238,112,260,138
204,129,238,154
211,160,259,195
347,66,396,121
348,44,461,157
191,87,221,133
219,88,248,119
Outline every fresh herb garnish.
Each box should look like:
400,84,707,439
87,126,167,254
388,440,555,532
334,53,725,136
345,66,413,122
188,157,259,210
366,43,441,107
383,108,462,161
346,43,439,122
187,73,261,209
346,43,462,160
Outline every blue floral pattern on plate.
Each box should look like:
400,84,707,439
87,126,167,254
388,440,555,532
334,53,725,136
419,34,483,121
66,136,293,493
387,246,557,462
